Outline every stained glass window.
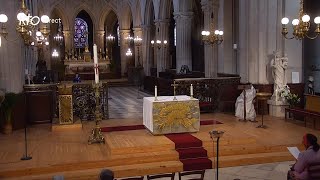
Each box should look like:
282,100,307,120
74,18,88,48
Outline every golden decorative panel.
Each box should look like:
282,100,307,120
58,84,73,95
153,100,200,133
59,95,73,124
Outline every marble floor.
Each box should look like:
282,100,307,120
108,86,151,119
205,161,293,180
118,161,293,180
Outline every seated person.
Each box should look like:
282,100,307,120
235,85,256,121
73,73,81,83
287,134,320,180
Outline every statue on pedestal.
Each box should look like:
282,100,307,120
83,45,91,62
271,52,288,101
308,76,315,95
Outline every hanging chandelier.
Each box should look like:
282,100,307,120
281,0,320,40
16,0,50,45
54,22,63,42
201,10,223,45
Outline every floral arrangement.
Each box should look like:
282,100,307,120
278,85,300,107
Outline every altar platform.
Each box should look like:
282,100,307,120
0,113,319,179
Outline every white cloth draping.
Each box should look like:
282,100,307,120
235,85,256,121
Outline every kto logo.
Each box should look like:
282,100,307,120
17,13,61,26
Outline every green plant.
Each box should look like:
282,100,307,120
285,93,300,107
278,85,300,107
1,93,19,124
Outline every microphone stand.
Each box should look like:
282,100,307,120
21,121,32,160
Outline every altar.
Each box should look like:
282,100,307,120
143,95,200,135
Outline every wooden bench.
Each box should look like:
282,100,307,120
285,107,320,128
308,162,320,179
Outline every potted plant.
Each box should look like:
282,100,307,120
279,86,300,108
1,93,19,134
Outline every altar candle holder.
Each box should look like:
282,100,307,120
190,84,194,99
88,82,105,144
154,86,158,101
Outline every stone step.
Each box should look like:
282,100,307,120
3,152,294,180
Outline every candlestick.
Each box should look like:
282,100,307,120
93,44,99,84
190,84,193,98
154,86,158,101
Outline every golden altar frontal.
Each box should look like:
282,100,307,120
143,95,200,135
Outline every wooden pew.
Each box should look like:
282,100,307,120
285,94,320,129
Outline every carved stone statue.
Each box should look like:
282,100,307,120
271,52,288,100
308,76,315,95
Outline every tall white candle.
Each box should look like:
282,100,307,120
190,84,193,97
155,86,157,97
93,44,99,84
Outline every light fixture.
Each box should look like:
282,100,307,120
201,22,223,45
107,34,115,42
125,48,132,56
0,13,8,47
134,36,143,67
52,49,59,57
151,39,167,49
281,0,320,40
54,22,63,43
16,0,50,45
125,35,133,45
201,8,223,46
106,34,115,61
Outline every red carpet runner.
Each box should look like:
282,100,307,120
165,133,212,171
100,120,219,171
101,119,222,132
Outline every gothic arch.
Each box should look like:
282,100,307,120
118,1,132,30
98,4,118,31
129,0,142,27
49,6,70,30
71,5,97,32
145,0,155,26
159,0,172,20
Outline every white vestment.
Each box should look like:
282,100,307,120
235,86,256,121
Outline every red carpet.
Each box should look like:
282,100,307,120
101,125,145,132
101,119,222,132
165,133,212,171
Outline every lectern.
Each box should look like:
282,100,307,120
256,92,272,128
237,84,252,121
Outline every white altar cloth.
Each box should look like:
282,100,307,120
143,95,200,135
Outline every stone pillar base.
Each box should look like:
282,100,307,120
267,100,289,118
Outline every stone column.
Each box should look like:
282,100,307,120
0,0,25,93
155,19,170,75
133,27,143,67
119,29,131,76
63,30,73,51
141,25,152,76
174,12,193,73
201,0,218,77
95,30,105,51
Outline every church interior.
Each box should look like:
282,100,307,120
0,0,320,179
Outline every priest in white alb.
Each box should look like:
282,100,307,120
235,85,257,121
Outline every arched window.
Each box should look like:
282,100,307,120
74,18,88,48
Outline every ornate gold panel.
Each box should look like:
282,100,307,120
59,95,73,124
153,100,200,133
